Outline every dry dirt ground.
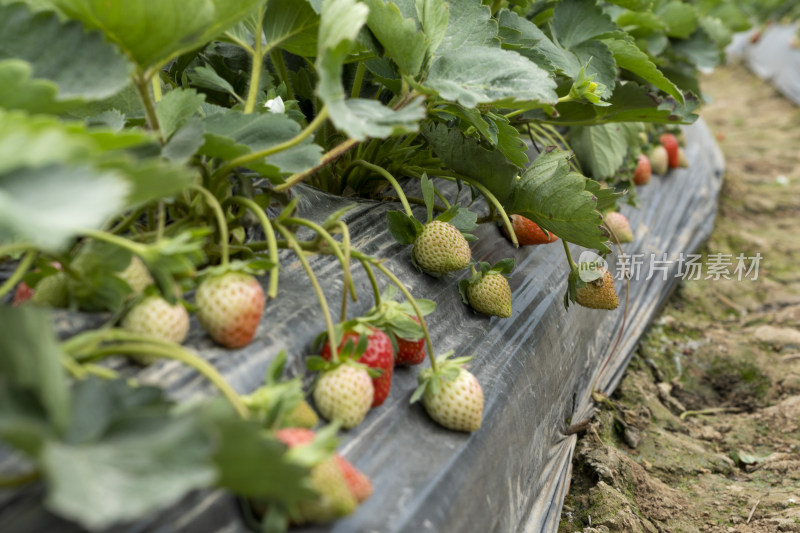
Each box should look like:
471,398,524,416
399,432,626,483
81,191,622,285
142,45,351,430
559,63,800,532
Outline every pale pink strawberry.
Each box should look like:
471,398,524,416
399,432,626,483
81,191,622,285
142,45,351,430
118,256,153,295
196,272,264,348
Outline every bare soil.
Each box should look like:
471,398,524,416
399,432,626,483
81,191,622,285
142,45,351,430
559,63,800,533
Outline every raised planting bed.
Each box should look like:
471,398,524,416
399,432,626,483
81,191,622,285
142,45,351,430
0,118,724,533
728,23,800,105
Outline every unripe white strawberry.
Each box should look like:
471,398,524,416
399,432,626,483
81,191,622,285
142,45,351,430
313,364,374,429
196,272,264,349
414,353,484,432
122,295,190,344
603,212,634,243
649,145,669,175
413,221,471,274
118,256,153,295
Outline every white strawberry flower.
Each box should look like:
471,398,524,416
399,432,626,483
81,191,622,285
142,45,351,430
264,96,285,114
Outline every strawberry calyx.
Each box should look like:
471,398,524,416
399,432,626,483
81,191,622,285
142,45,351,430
306,337,381,380
457,259,514,304
410,351,474,403
243,350,317,429
357,286,435,346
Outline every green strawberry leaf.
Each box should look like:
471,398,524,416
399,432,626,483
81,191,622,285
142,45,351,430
491,258,515,275
585,179,625,213
50,0,264,73
0,3,132,113
387,210,420,245
155,88,206,140
570,122,643,180
362,0,429,77
506,150,609,253
421,173,436,223
551,0,617,50
436,0,498,55
305,356,329,372
422,46,558,109
603,38,684,104
316,0,426,141
415,0,449,55
262,0,320,57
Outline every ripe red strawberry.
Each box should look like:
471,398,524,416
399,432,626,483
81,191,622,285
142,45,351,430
660,133,680,169
321,328,393,407
396,316,426,366
296,457,357,523
196,272,265,348
275,428,373,504
335,456,372,503
313,364,374,429
649,145,669,175
413,353,483,432
413,220,471,274
12,281,34,306
576,270,619,310
503,215,558,245
603,212,634,243
122,295,190,344
633,154,651,185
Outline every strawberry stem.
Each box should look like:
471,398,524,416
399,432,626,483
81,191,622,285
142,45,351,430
189,184,230,268
334,220,353,322
243,4,265,114
0,250,35,299
351,160,414,218
132,72,165,145
369,260,437,373
69,334,248,419
461,179,517,248
562,239,578,271
226,197,280,299
212,106,330,184
359,258,381,307
275,224,340,362
274,138,360,192
284,217,357,302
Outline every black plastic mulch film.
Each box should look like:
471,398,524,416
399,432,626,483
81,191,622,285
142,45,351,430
0,121,723,533
728,23,800,105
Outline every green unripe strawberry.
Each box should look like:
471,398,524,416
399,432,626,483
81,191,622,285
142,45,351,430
30,272,69,308
412,352,484,432
576,270,619,310
466,272,512,317
413,221,471,274
603,212,634,243
459,260,514,318
294,457,358,524
122,295,190,345
313,364,374,429
283,400,319,429
117,256,153,295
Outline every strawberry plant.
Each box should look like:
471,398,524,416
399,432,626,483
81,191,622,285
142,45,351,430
0,0,748,530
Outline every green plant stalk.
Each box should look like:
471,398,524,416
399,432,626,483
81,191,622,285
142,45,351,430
212,107,330,182
108,206,147,235
189,184,231,268
432,186,452,209
369,260,437,372
335,220,353,322
283,217,356,301
80,228,147,257
274,138,360,192
352,160,414,217
275,224,339,362
133,73,165,145
529,124,581,174
270,50,295,101
244,10,265,114
351,61,366,98
226,197,280,299
0,243,34,258
562,239,578,271
462,179,517,248
379,195,447,213
0,250,35,299
73,337,248,419
358,257,381,307
151,75,162,103
542,124,581,173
